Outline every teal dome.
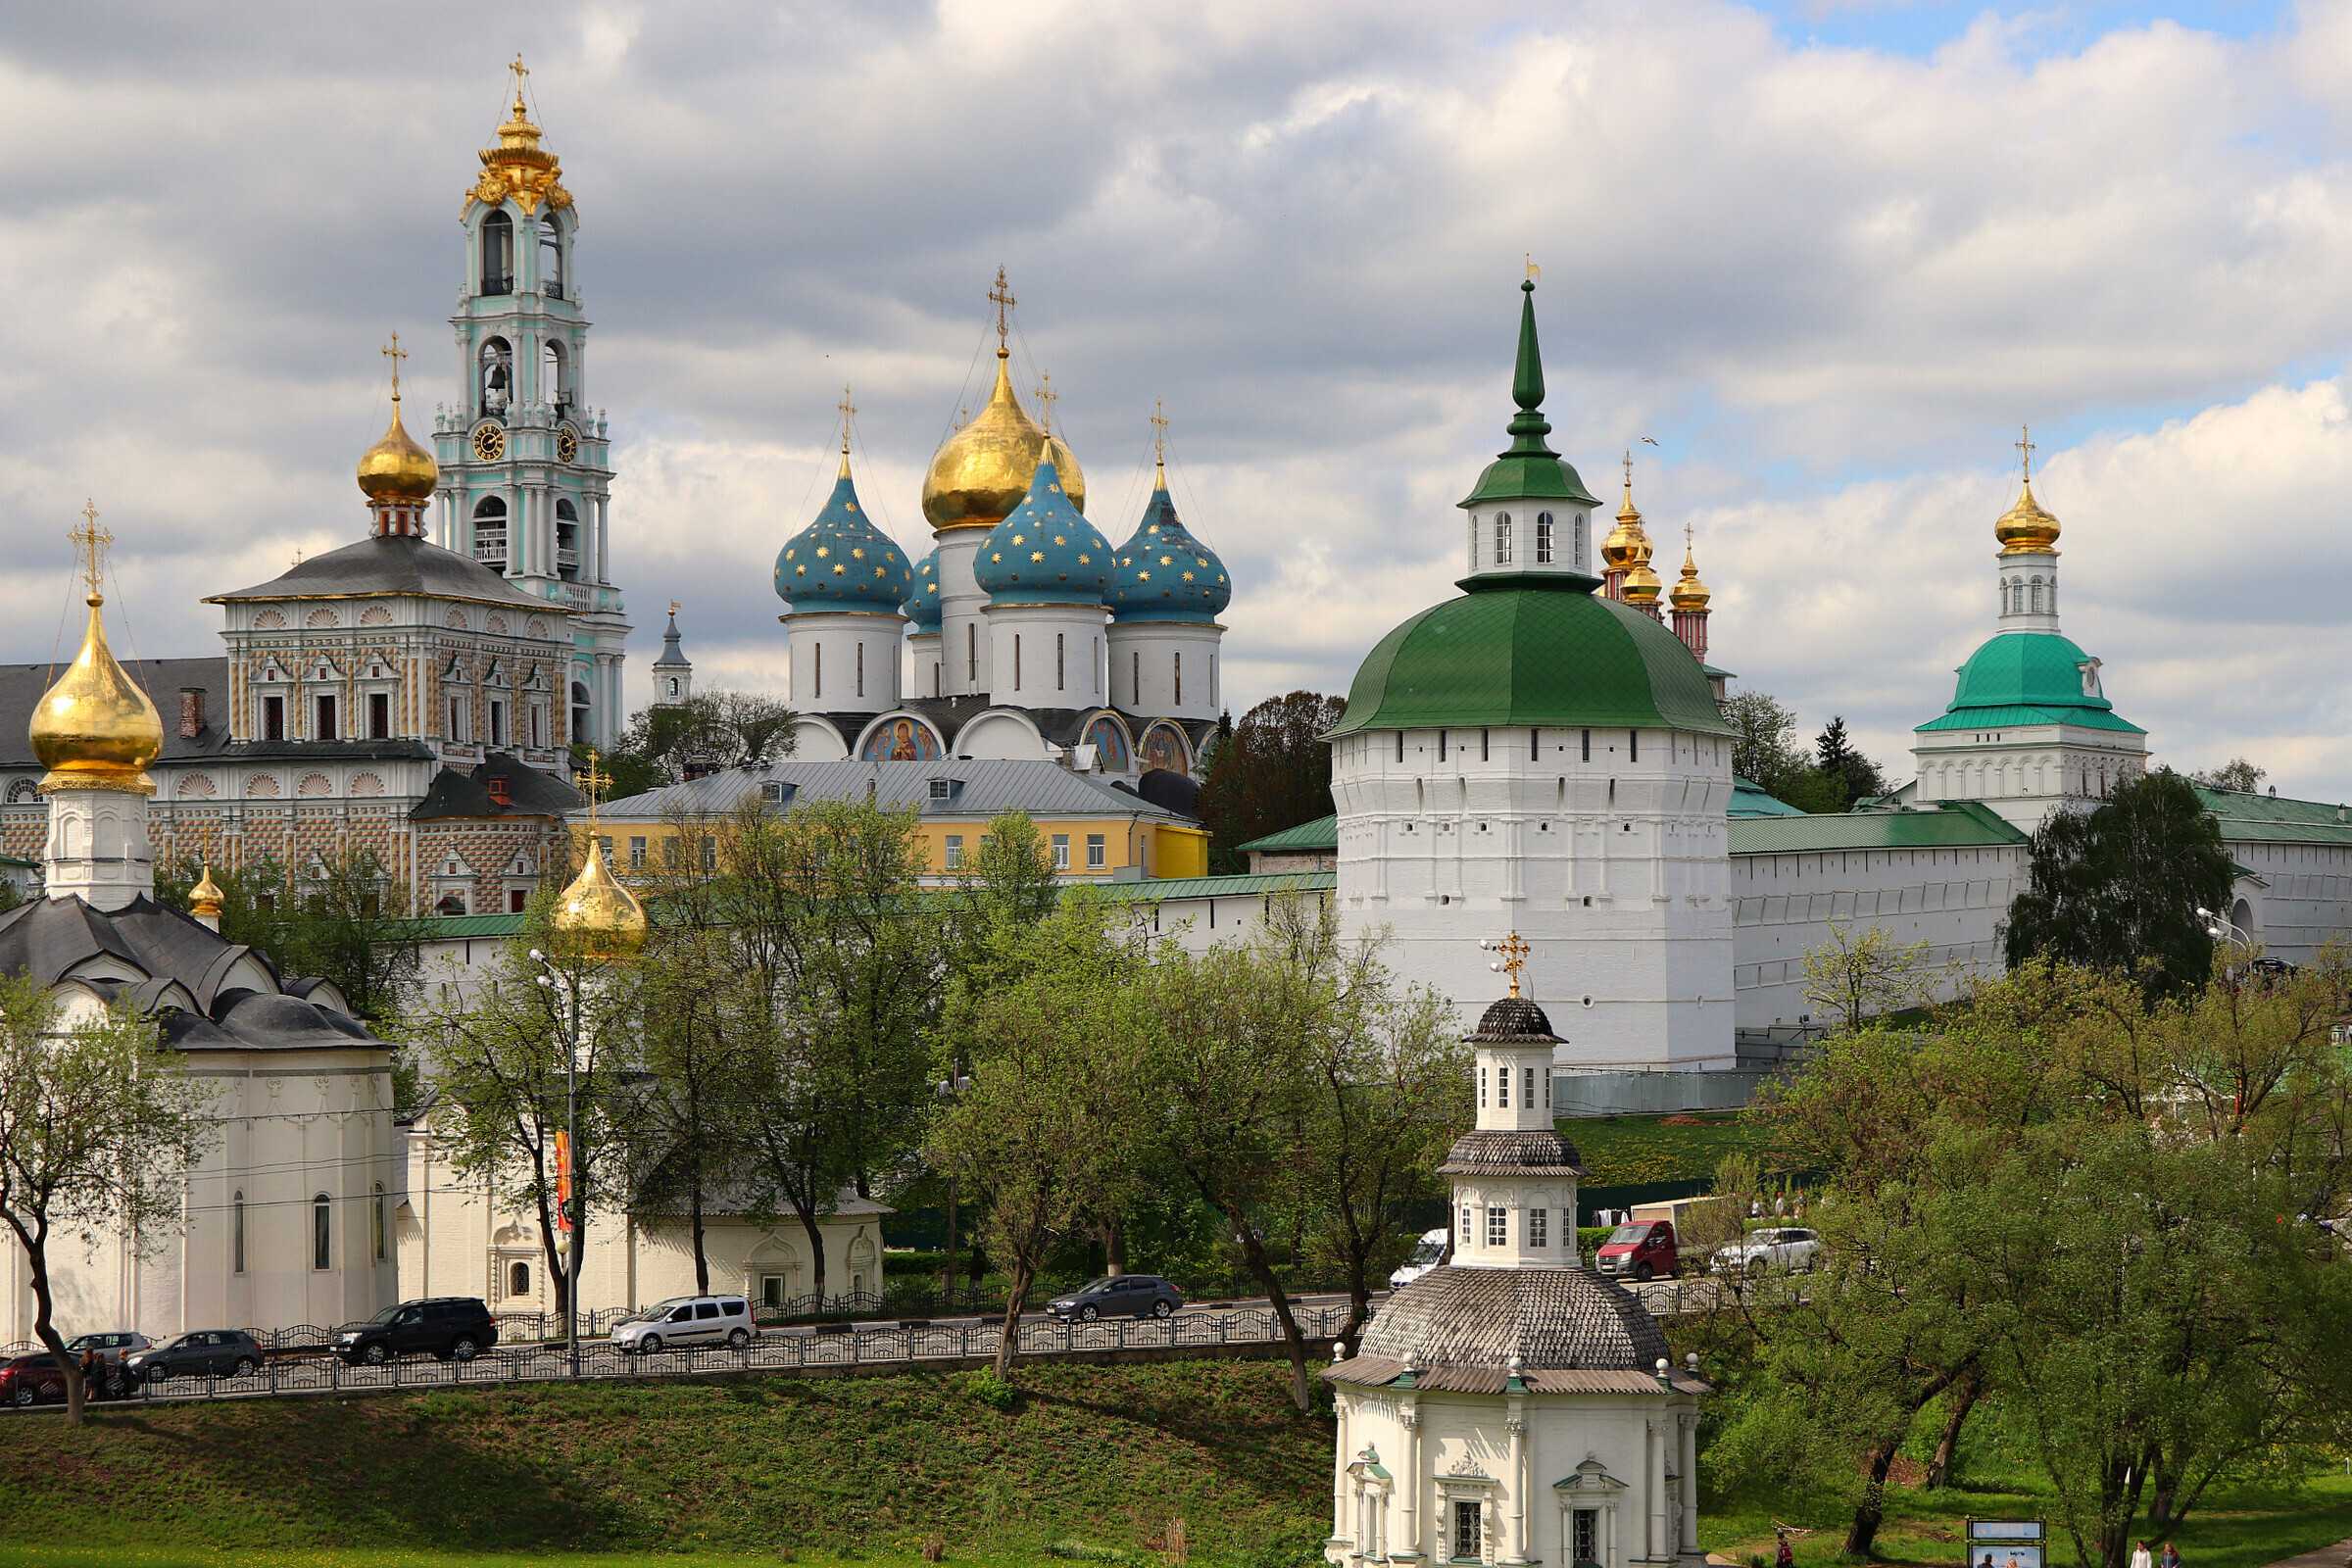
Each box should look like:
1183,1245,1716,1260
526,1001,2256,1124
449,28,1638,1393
904,550,942,633
1108,475,1231,622
775,456,913,616
975,458,1111,606
1331,576,1731,738
1918,631,2145,734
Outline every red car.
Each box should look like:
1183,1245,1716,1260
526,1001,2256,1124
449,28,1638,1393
1594,1219,1681,1282
0,1353,71,1408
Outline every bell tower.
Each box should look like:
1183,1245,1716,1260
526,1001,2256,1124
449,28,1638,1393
432,56,630,752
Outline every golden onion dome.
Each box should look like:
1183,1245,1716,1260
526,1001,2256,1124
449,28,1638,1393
30,590,164,793
189,864,225,918
1602,471,1650,572
1621,561,1664,607
920,352,1085,529
356,394,439,506
550,832,647,956
1669,542,1712,612
1994,478,2062,556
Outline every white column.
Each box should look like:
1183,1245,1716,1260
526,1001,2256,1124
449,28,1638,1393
1399,1398,1421,1562
1646,1418,1667,1560
1508,1404,1530,1564
1332,1396,1351,1547
1678,1412,1700,1559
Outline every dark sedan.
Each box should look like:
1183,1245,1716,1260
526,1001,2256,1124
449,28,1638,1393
1045,1275,1184,1322
125,1330,265,1385
0,1354,70,1407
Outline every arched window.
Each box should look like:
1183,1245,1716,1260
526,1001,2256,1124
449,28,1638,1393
555,497,579,581
480,211,514,295
543,339,569,414
510,1259,531,1297
1055,632,1066,692
312,1193,332,1271
570,680,592,742
966,624,978,684
2030,577,2045,614
372,1183,386,1261
479,337,513,416
538,212,564,299
471,495,509,569
1536,512,1554,564
1494,512,1513,565
232,1192,245,1275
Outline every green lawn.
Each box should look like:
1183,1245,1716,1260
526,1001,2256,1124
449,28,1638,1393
1568,1109,1783,1187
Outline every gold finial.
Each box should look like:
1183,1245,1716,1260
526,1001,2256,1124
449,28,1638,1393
1525,253,1541,283
189,862,225,918
1035,371,1057,435
1150,399,1170,486
380,331,408,403
2016,422,2035,483
71,500,112,604
1622,449,1634,492
509,53,530,115
988,266,1016,356
1492,931,1531,999
837,384,858,454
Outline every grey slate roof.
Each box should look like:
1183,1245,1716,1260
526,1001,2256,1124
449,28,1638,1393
0,896,382,1054
206,534,559,612
413,751,585,821
1438,1129,1586,1178
1334,1265,1676,1395
0,658,231,770
596,758,1199,826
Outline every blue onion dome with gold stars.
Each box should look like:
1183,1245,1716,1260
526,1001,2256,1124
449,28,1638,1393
774,447,913,615
1108,460,1231,623
904,549,943,633
974,457,1111,606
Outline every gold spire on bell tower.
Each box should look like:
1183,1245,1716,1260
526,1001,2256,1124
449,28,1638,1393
550,749,647,956
1994,422,2062,556
466,53,571,216
30,502,165,795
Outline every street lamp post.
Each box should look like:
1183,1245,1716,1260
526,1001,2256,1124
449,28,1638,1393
531,947,583,1378
935,1064,970,1308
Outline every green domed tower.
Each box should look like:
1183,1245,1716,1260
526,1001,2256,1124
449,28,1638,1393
1328,276,1738,1071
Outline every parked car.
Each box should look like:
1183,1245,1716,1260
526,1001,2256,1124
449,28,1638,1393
1594,1220,1681,1281
1712,1227,1822,1279
336,1298,500,1365
0,1353,70,1407
63,1332,150,1396
611,1295,754,1354
1046,1275,1184,1322
125,1330,265,1385
1390,1227,1450,1291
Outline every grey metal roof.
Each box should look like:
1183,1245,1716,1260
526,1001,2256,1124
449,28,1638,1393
1337,1265,1673,1392
0,658,231,770
594,759,1198,826
413,752,584,821
206,534,559,612
1437,1129,1586,1178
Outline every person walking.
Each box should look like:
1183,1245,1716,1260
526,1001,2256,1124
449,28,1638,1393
2131,1542,2153,1568
1776,1529,1794,1568
2160,1543,2181,1568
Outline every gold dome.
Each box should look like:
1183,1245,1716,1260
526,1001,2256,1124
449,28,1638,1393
465,57,571,217
189,863,225,918
1669,541,1712,612
1622,561,1664,606
1994,478,2062,556
31,589,164,795
920,352,1085,529
357,395,438,506
550,832,647,956
1602,460,1654,574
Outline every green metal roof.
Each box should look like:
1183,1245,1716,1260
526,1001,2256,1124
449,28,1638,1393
421,912,527,939
1922,632,2145,735
1727,801,2026,855
1730,776,1803,818
1234,815,1340,854
2196,785,2352,846
1095,871,1336,902
1331,579,1733,739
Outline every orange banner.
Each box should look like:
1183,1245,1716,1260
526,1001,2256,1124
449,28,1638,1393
554,1130,573,1233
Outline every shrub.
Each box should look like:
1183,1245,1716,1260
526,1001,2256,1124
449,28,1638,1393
960,1368,1018,1410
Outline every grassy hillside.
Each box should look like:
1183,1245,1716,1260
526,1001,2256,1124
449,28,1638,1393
0,1360,1332,1567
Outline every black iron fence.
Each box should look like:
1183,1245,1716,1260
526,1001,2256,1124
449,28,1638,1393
1,1301,1351,1414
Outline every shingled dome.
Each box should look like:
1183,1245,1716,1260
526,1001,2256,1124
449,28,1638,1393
1473,994,1557,1040
1336,1266,1679,1395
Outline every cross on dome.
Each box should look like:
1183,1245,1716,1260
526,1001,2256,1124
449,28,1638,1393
508,53,530,115
1150,398,1169,463
1035,371,1058,434
578,747,612,831
71,499,112,602
837,384,858,453
2016,423,2035,482
1483,931,1531,998
380,331,408,402
988,266,1016,352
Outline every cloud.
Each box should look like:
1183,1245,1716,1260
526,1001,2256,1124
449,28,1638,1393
1,1,2348,799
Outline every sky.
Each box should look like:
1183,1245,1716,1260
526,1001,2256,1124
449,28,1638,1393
2,1,2349,796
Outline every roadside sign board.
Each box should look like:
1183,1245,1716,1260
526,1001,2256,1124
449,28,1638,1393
1968,1518,2046,1568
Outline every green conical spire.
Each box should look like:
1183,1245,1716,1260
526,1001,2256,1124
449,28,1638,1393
1460,273,1597,511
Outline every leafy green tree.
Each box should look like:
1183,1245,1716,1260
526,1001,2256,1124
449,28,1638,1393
158,846,425,1026
1813,716,1887,808
1722,690,1806,792
0,977,212,1424
1196,691,1346,872
2190,757,2266,794
1800,921,1936,1032
2004,768,2235,997
593,689,800,796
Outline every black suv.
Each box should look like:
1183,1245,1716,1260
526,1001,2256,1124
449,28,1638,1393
335,1298,499,1365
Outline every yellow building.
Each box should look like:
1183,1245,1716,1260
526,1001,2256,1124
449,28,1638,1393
583,758,1208,884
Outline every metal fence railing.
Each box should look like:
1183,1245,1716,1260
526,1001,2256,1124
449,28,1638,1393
1,1300,1351,1414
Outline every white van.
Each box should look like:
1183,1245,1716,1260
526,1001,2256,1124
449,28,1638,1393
611,1295,755,1353
1389,1227,1450,1291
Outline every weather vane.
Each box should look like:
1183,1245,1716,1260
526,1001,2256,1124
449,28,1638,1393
1525,252,1541,283
988,266,1015,353
1482,932,1532,998
70,499,111,602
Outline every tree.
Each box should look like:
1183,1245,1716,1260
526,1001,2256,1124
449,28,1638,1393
1196,691,1347,872
1799,921,1936,1032
1813,716,1887,809
2004,768,2235,997
629,922,758,1297
2190,757,2266,794
0,977,212,1424
599,689,800,793
158,846,426,1025
1722,690,1806,794
929,891,1151,1378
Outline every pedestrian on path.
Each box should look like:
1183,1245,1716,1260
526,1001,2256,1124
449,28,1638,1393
1776,1529,1794,1568
2132,1542,2153,1568
2161,1543,2181,1568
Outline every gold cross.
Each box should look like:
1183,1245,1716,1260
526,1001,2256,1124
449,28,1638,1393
381,331,408,402
509,54,530,113
1623,449,1634,489
1493,931,1531,999
2016,423,2035,482
837,384,857,453
1150,398,1169,464
988,266,1015,350
69,499,112,601
1035,371,1057,433
579,747,612,833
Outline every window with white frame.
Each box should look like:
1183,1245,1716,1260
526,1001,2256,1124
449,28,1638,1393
1498,1065,1510,1107
1495,511,1513,564
1486,1205,1506,1247
1458,1203,1472,1244
312,1193,332,1270
1530,1206,1548,1249
945,834,964,870
1537,511,1554,564
1086,833,1105,869
1052,834,1070,870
